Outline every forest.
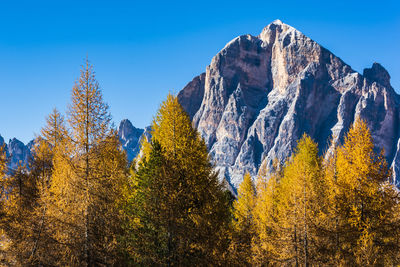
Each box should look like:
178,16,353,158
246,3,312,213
1,61,399,266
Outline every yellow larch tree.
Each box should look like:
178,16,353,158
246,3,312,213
252,159,283,265
44,59,127,266
334,119,400,265
27,108,68,265
274,134,323,266
0,161,39,263
150,93,231,265
229,172,256,265
314,144,342,265
0,108,69,265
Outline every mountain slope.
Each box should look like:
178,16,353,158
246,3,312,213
178,19,400,190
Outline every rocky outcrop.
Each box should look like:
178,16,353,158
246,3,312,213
363,62,392,89
0,135,34,172
178,73,206,119
118,119,144,162
178,19,400,191
118,121,152,164
8,138,33,170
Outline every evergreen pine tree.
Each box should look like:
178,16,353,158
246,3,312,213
121,141,172,265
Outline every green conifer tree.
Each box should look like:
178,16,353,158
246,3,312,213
122,94,230,265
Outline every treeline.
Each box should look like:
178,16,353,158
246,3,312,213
0,60,399,266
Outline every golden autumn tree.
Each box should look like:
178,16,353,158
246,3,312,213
0,129,55,264
122,94,230,265
311,144,342,265
150,94,231,265
25,108,68,265
0,161,39,264
270,134,323,266
41,108,68,148
252,160,283,265
333,120,400,265
0,106,70,265
44,59,127,266
229,172,256,265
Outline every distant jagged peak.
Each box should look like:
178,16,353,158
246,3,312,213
118,119,143,140
363,62,392,89
117,119,145,162
119,118,134,130
8,137,25,148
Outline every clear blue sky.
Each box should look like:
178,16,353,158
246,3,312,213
0,0,399,143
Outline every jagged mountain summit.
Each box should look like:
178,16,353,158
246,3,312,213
0,135,34,172
118,119,144,162
178,19,400,191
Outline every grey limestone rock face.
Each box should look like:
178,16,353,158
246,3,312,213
118,119,144,162
177,20,400,191
178,73,206,119
0,136,34,172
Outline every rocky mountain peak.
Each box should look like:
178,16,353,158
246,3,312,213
2,137,33,171
117,119,144,162
177,20,400,191
118,119,137,140
363,62,391,89
259,19,303,45
272,19,283,25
